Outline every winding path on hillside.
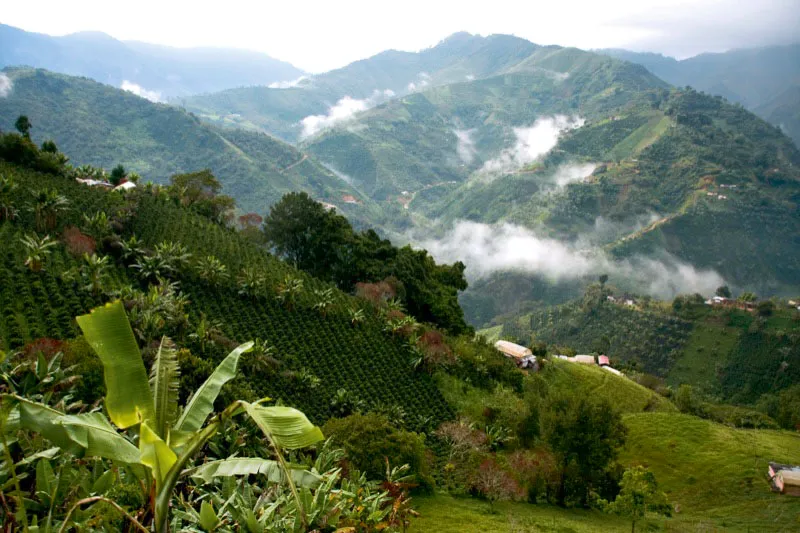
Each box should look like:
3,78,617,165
280,154,308,173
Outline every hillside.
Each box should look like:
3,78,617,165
0,158,452,428
499,295,800,406
0,23,303,97
0,67,379,222
178,32,547,141
600,44,800,145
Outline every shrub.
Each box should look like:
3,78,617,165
63,225,97,257
323,412,434,491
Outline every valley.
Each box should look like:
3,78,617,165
0,17,799,533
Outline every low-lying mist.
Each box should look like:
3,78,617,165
419,220,724,300
300,88,395,138
0,74,12,98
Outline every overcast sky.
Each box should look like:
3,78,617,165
3,0,799,72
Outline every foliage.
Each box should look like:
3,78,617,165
264,192,471,333
470,457,521,512
323,412,434,491
606,466,670,532
543,393,627,507
20,233,56,272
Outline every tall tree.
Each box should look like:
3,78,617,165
544,394,627,506
607,466,671,533
14,115,32,138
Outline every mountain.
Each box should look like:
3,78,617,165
599,44,800,145
178,32,546,141
0,67,379,221
0,23,303,97
755,86,800,147
293,45,800,299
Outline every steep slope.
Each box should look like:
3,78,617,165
0,159,452,428
178,32,542,141
303,48,665,200
0,23,303,97
600,44,800,145
0,67,371,219
755,86,800,146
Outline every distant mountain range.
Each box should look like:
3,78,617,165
1,29,798,319
598,45,800,145
0,67,377,223
0,23,304,97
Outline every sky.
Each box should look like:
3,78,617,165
3,0,799,72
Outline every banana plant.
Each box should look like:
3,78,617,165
5,300,324,532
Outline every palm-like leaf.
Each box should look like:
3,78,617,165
174,341,253,433
76,301,154,428
139,422,177,490
150,337,180,438
243,404,324,450
57,412,140,463
190,457,321,488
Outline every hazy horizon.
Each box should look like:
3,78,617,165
3,0,798,73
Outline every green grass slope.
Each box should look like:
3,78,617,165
0,67,370,220
621,412,800,531
0,160,452,428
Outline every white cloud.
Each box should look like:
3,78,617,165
551,163,597,187
299,88,394,138
268,75,309,89
481,115,584,175
419,220,724,299
0,74,12,97
453,128,477,164
120,80,162,102
406,72,431,92
465,74,475,81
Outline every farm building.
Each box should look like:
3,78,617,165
598,355,611,366
769,463,800,496
494,341,538,371
114,181,137,191
494,340,532,360
572,355,596,365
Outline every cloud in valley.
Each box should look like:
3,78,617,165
454,129,477,164
0,74,12,97
120,80,162,103
300,89,395,138
552,163,597,188
268,75,309,89
481,115,584,175
407,72,431,92
419,220,724,299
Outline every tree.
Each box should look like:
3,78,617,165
6,301,324,532
110,164,127,186
40,140,58,154
15,115,32,138
715,285,731,298
599,274,609,286
607,466,670,533
20,234,56,272
263,191,353,280
738,292,757,302
169,169,235,224
544,394,627,506
471,458,520,512
33,188,69,232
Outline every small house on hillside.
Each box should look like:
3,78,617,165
572,355,596,365
769,463,800,496
598,355,610,366
494,340,532,360
494,341,538,371
114,181,137,192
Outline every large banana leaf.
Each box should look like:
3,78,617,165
13,397,84,457
190,457,321,488
139,422,177,489
57,412,140,464
174,341,253,433
76,301,154,428
150,337,180,439
243,403,324,450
